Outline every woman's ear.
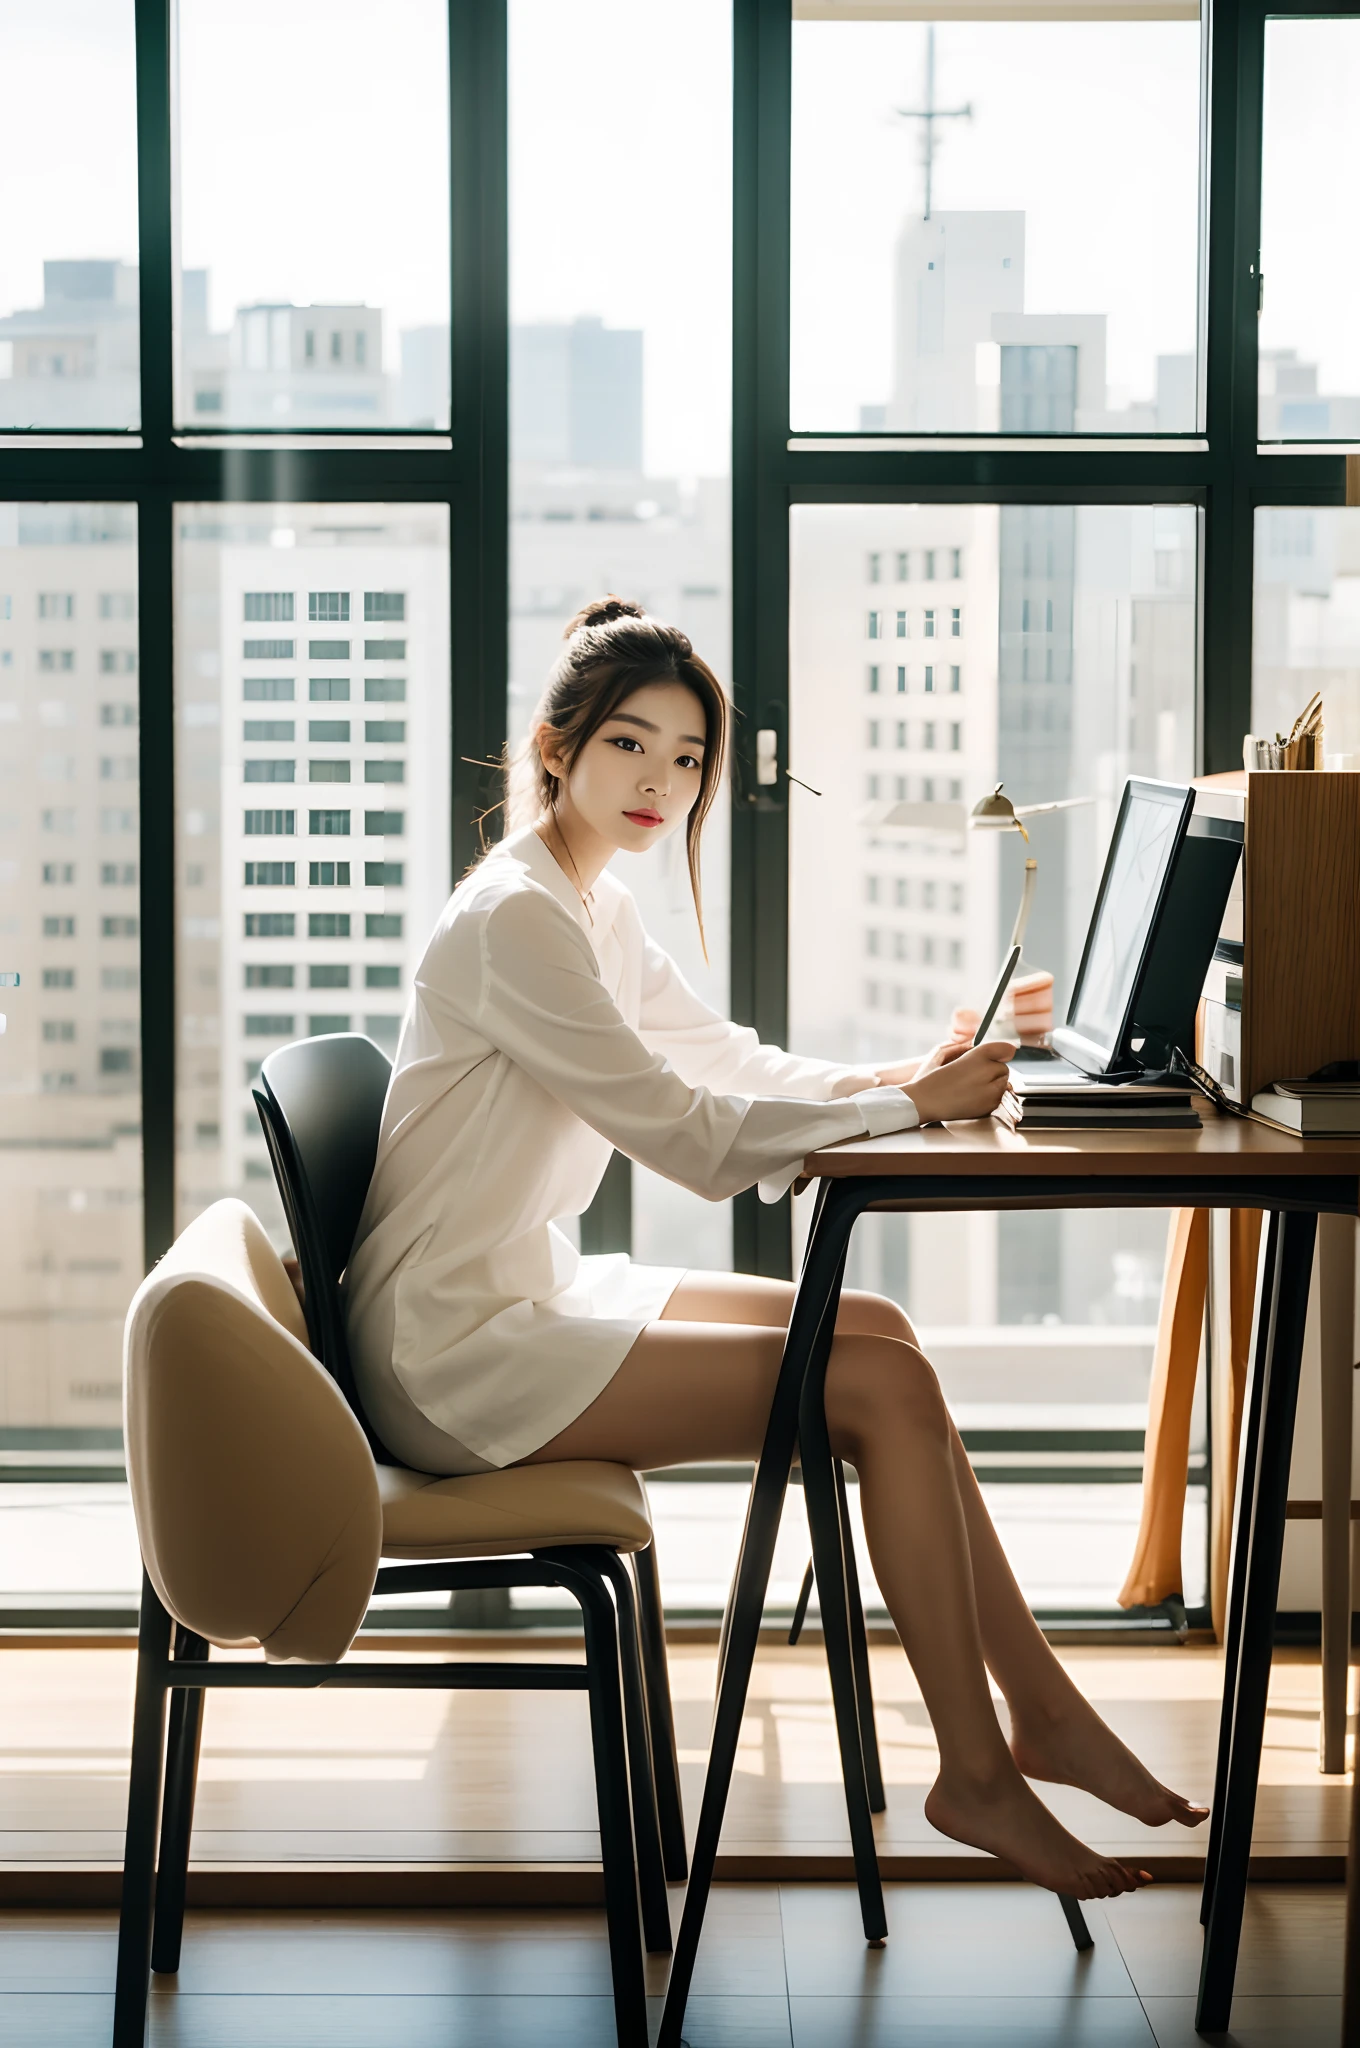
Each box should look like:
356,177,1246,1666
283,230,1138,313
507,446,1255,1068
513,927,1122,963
533,721,566,788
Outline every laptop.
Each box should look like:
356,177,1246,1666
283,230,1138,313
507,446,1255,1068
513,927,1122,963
1008,776,1243,1089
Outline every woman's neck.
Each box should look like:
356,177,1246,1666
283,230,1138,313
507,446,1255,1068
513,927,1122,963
534,804,614,899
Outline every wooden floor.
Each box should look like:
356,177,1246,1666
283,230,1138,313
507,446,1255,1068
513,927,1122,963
1,1639,1351,1902
0,1883,1346,2045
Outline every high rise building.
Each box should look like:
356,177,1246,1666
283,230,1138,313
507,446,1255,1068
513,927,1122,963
512,317,644,472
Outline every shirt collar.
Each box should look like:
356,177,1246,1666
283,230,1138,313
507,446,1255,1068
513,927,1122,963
499,824,611,938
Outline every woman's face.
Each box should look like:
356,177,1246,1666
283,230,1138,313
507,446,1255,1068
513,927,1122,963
544,681,708,855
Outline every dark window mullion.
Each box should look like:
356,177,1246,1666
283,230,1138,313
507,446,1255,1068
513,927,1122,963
134,0,177,1266
732,0,794,1279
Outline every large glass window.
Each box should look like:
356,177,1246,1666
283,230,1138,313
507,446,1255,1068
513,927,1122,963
790,8,1203,434
175,505,449,1239
509,0,733,1272
175,0,451,429
1253,507,1360,759
0,504,141,1443
789,502,1203,1606
1259,17,1360,442
0,3,140,429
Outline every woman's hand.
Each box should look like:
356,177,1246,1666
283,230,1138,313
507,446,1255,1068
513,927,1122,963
874,1037,972,1089
902,1039,1017,1125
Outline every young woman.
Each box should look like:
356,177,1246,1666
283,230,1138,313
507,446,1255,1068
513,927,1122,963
346,596,1207,1901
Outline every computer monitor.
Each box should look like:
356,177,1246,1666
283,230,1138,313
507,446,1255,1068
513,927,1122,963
1051,778,1195,1078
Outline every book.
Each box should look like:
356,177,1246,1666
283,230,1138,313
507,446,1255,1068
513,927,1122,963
1010,1080,1195,1107
1019,1106,1202,1130
1250,1089,1360,1136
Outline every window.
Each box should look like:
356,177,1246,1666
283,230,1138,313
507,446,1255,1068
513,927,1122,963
42,1019,76,1042
99,592,136,619
38,593,75,618
950,665,961,693
866,552,881,583
866,665,880,694
176,505,448,1255
309,638,350,660
924,609,936,638
244,638,294,660
790,10,1202,432
245,964,294,989
895,720,907,749
924,665,934,692
100,916,138,937
42,862,75,884
866,720,880,749
243,677,294,701
364,638,405,660
1253,509,1360,760
364,592,406,621
42,968,75,990
951,608,962,636
365,760,404,783
43,916,76,937
100,863,136,885
364,720,405,742
176,0,449,426
39,650,75,671
244,593,294,622
1260,21,1360,441
366,964,401,988
895,551,908,581
244,759,294,783
896,666,906,693
866,610,881,639
895,609,907,637
364,810,404,835
100,702,137,725
951,549,963,579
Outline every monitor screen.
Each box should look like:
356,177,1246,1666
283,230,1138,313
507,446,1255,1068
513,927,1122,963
1067,780,1190,1057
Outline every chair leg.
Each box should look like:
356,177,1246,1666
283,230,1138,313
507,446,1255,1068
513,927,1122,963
113,1574,173,2048
556,1553,648,2048
598,1552,672,1954
631,1539,687,1882
787,1558,815,1646
836,1459,885,1814
150,1626,209,1974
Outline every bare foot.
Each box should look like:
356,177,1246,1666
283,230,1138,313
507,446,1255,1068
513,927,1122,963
924,1763,1151,1900
1008,1699,1209,1830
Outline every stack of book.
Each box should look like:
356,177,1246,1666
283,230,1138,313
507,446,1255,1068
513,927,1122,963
1251,1078,1360,1137
1012,1081,1201,1131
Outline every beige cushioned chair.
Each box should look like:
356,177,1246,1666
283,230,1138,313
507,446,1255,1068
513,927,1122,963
114,1198,671,2048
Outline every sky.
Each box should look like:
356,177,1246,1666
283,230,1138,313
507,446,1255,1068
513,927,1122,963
1,3,1354,465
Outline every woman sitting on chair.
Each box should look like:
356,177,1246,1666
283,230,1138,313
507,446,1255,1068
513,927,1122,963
346,596,1207,1900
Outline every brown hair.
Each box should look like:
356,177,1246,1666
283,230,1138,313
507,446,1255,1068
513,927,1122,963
507,595,728,950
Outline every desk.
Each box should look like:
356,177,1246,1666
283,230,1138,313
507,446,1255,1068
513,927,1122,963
657,1110,1360,2047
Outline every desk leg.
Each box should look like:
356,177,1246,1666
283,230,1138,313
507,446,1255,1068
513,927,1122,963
836,1456,886,1813
657,1203,851,2048
1197,1207,1317,2034
1200,1211,1279,1927
1319,1212,1356,1776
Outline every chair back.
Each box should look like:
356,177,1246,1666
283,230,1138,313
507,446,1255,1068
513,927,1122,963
253,1032,393,1458
124,1199,381,1662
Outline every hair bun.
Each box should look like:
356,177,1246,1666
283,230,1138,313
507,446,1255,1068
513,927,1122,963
564,594,647,638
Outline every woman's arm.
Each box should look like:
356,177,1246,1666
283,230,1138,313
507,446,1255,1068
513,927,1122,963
471,890,921,1203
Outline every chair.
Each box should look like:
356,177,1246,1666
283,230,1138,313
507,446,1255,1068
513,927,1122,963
112,1199,673,2048
251,1033,685,1871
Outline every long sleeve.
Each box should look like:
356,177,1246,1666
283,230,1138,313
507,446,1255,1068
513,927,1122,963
635,921,885,1103
474,889,917,1205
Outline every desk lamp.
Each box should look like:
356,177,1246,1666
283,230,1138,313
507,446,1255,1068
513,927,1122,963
965,784,1092,1038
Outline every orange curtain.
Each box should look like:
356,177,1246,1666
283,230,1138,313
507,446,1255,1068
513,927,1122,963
1118,1207,1262,1628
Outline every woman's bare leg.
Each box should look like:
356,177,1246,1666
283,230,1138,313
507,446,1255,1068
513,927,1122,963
523,1297,1149,1899
659,1273,1205,1830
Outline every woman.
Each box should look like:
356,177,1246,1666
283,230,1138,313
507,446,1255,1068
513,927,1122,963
347,596,1206,1900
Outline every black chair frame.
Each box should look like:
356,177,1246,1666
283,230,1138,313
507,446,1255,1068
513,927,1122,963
113,1549,659,2048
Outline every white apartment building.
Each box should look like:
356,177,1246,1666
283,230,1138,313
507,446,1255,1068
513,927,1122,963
0,506,142,1429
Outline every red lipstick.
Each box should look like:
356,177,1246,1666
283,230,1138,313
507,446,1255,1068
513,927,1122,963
624,809,663,827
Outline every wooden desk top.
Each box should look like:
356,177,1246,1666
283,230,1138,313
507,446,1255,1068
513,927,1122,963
803,1106,1360,1183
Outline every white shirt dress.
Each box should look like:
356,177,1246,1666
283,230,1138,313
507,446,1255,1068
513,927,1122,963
345,826,920,1474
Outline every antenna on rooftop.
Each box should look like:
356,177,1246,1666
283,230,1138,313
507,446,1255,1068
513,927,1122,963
894,25,972,222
